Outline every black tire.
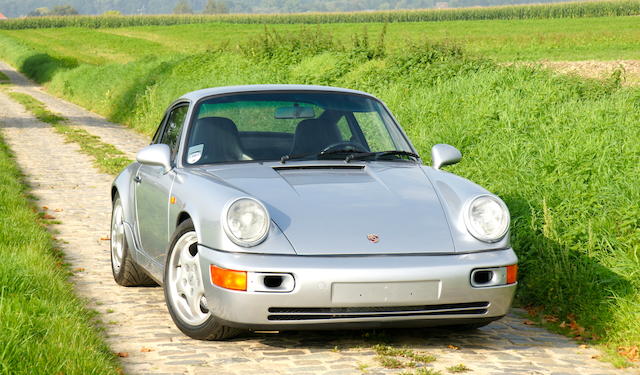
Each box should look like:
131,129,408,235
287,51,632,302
163,219,243,340
110,194,156,287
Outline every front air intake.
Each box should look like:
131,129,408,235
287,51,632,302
267,302,489,321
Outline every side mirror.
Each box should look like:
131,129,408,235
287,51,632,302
431,144,462,170
136,144,172,173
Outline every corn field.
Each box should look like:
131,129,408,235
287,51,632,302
0,0,638,29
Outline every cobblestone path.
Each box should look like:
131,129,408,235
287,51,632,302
0,62,637,375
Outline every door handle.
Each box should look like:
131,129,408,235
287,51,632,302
134,175,142,184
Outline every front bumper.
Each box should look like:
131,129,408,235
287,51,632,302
198,246,517,330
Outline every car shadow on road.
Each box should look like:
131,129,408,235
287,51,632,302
241,311,577,354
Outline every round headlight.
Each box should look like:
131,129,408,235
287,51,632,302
223,198,270,247
464,195,510,243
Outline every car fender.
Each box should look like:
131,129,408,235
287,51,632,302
167,170,296,256
421,166,512,253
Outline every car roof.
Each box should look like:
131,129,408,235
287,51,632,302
179,84,376,102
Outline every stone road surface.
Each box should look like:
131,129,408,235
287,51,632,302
0,62,637,375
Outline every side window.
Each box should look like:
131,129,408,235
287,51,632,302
160,105,189,159
151,114,168,144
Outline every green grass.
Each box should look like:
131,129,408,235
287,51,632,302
404,369,443,375
374,344,437,369
0,131,121,373
1,0,639,30
7,92,132,175
2,15,639,65
0,22,639,367
447,364,471,373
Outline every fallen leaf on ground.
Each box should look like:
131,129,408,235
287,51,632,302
579,344,589,349
569,320,586,335
524,305,544,317
115,352,129,358
559,321,567,328
42,214,56,220
140,347,153,352
544,314,559,323
73,268,85,272
591,355,601,359
54,208,63,212
447,345,459,350
618,346,639,362
100,237,110,241
523,320,536,325
42,206,48,210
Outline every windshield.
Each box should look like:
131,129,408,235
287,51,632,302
183,91,414,165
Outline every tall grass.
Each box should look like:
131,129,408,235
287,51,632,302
0,26,638,364
0,0,639,29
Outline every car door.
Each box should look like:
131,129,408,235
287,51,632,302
135,104,189,265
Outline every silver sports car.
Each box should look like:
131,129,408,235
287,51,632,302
110,85,517,340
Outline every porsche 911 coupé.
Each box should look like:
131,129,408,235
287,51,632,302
110,85,517,340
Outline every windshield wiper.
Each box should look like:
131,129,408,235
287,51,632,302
280,152,314,164
345,150,420,163
318,147,368,159
280,147,369,164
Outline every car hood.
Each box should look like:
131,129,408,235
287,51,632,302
199,162,455,255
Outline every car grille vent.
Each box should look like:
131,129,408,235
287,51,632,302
267,302,489,321
273,164,365,171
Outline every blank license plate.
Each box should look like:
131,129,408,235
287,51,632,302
331,280,441,304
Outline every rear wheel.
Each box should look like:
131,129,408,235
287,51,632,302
110,194,156,286
164,219,242,340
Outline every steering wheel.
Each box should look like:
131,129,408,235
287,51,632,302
320,141,368,154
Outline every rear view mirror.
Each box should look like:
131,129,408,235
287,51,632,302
431,144,462,169
136,144,172,173
275,105,315,119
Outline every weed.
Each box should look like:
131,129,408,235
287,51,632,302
447,364,471,373
400,369,444,375
357,363,369,373
377,355,405,368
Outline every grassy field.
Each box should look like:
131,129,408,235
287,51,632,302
0,12,639,367
1,16,639,64
0,0,638,30
0,130,121,373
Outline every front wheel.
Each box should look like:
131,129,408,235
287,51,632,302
163,219,242,340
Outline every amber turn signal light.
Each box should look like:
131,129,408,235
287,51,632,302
210,265,247,291
506,264,518,284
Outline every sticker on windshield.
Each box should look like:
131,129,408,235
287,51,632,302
187,144,204,164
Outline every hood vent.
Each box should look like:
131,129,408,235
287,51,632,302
273,164,365,171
